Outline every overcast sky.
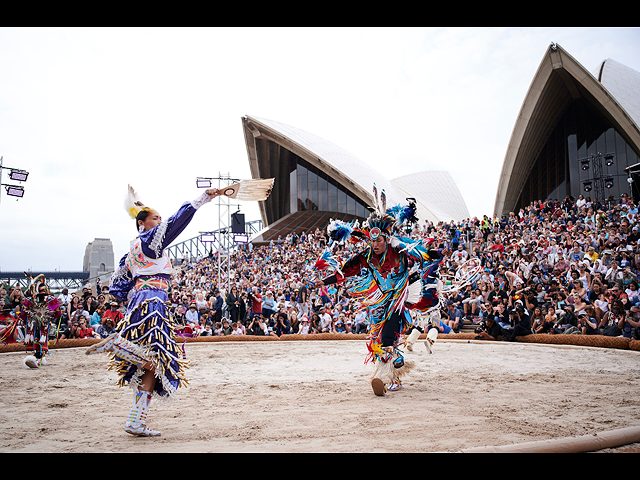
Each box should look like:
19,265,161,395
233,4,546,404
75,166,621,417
1,27,639,273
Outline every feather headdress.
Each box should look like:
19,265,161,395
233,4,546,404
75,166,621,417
125,184,151,219
219,178,275,201
372,183,387,216
363,212,395,240
24,272,46,297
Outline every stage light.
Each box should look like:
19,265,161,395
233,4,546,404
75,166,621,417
196,178,211,188
4,185,24,197
233,234,249,244
583,181,593,192
9,170,28,182
605,177,614,189
580,160,590,171
605,154,614,166
200,233,216,243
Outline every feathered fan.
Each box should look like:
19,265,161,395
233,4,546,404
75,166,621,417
219,178,275,201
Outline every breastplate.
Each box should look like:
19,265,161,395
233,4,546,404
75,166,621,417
126,238,172,277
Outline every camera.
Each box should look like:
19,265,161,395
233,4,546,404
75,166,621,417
474,320,488,334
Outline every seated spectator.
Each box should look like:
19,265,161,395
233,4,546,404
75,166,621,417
247,315,268,336
230,322,244,335
599,299,625,336
77,318,99,338
221,319,232,336
97,318,117,339
474,315,502,341
620,306,640,339
271,312,290,337
333,315,346,333
353,309,367,334
0,304,20,343
198,321,213,336
185,302,199,327
298,316,311,334
102,301,124,326
506,303,532,341
441,300,463,333
578,307,600,335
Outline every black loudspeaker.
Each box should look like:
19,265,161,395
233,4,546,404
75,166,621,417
231,213,245,233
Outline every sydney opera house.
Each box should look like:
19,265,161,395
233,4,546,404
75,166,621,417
241,115,470,244
240,42,640,244
495,43,640,217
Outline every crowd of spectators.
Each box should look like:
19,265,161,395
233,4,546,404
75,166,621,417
3,193,640,345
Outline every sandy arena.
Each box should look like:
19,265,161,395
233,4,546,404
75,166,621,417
1,338,639,453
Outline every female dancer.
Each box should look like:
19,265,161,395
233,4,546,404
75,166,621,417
86,185,221,436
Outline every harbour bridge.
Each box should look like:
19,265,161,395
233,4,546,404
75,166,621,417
1,219,264,294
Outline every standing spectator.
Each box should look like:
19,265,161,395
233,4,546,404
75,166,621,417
297,284,310,317
211,289,224,324
262,291,276,321
57,288,72,324
249,287,262,319
226,286,241,323
238,292,249,324
82,292,98,316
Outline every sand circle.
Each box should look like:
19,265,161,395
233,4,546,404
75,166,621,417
1,339,639,452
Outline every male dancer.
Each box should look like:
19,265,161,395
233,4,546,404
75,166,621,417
314,196,448,396
19,275,62,368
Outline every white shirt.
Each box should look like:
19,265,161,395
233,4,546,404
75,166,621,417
320,313,332,329
57,293,72,306
185,308,199,325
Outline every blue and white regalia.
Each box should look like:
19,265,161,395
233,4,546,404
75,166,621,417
106,192,213,399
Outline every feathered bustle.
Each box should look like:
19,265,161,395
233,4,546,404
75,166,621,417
386,200,418,228
327,219,356,245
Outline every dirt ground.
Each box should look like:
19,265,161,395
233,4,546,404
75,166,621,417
1,339,639,453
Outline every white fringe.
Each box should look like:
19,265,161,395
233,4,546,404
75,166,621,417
148,220,168,258
368,356,415,385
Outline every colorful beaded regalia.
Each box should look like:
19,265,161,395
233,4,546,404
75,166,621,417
314,186,446,395
18,274,62,368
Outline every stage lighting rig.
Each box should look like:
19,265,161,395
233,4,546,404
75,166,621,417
0,156,29,203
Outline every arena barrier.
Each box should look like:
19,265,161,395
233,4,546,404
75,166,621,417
1,332,639,354
459,425,640,453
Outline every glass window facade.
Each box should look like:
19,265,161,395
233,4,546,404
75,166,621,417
515,98,640,210
289,157,368,218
